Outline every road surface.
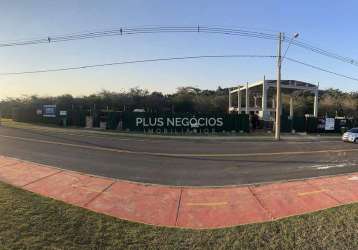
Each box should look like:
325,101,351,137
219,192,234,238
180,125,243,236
0,125,357,186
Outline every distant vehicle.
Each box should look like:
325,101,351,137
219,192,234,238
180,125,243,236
342,128,358,143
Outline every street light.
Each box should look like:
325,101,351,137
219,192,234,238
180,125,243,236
283,33,299,61
275,32,299,141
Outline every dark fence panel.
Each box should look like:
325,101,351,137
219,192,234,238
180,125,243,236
334,118,354,133
305,117,318,133
106,111,122,130
280,115,291,133
12,107,88,127
292,116,306,132
13,107,60,125
67,110,87,127
11,107,357,135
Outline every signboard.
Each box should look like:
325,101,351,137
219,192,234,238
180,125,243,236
135,117,224,128
59,110,67,116
325,118,335,131
43,105,57,118
122,113,250,133
36,109,43,115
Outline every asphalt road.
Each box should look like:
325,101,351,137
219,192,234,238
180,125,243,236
0,125,357,186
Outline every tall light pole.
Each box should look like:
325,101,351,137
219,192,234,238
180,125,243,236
275,32,283,140
275,32,299,141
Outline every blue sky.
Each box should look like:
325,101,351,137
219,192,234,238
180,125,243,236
1,0,358,98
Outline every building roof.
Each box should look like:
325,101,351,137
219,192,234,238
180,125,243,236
230,79,318,93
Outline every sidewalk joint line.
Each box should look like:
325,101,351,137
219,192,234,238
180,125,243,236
248,186,274,220
175,188,183,226
83,180,116,207
22,169,64,188
304,180,342,204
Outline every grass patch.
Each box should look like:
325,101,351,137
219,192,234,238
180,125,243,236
0,182,357,249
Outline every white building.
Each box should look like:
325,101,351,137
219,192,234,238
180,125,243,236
228,78,319,121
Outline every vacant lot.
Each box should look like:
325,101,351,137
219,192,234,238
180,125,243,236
0,181,357,249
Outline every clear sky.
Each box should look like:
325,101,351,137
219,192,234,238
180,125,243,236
1,0,358,99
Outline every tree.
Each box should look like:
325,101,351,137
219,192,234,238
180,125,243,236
1,86,357,118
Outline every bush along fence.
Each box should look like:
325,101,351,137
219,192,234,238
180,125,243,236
11,106,357,134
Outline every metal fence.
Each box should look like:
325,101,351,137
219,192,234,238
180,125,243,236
12,107,357,134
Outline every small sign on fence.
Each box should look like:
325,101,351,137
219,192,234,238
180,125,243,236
325,118,335,131
43,105,57,118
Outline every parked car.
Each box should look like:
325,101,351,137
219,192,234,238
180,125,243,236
342,128,358,143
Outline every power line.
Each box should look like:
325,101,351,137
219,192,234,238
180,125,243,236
285,37,358,67
2,53,357,83
0,54,275,76
285,57,358,82
0,26,278,48
1,25,357,69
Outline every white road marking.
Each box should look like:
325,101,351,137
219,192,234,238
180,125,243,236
309,162,356,170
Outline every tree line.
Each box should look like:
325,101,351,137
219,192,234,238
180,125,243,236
0,86,357,118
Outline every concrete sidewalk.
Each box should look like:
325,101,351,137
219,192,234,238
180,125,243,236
0,155,357,229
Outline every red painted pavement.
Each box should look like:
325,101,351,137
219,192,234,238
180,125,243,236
176,187,271,228
251,181,339,219
306,174,358,204
86,182,181,226
25,171,115,207
0,161,60,187
1,155,358,229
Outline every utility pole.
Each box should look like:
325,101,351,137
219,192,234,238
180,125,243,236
275,32,283,140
